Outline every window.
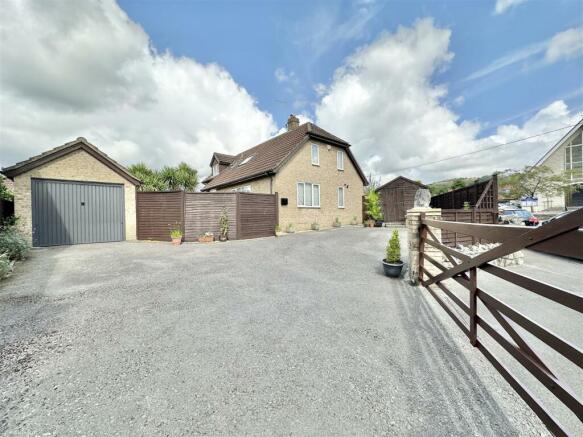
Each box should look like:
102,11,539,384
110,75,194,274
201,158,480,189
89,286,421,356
212,163,219,176
238,155,254,166
232,185,252,192
565,129,583,180
337,187,345,208
337,150,344,170
311,144,319,165
297,182,320,207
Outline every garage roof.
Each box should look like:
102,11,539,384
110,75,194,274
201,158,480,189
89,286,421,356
1,137,141,185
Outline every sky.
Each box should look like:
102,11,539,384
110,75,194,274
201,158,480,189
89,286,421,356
1,0,582,184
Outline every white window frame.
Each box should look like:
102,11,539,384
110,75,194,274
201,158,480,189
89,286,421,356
212,162,219,176
337,186,345,208
565,132,582,180
337,150,344,171
297,182,320,208
311,144,319,166
238,156,254,166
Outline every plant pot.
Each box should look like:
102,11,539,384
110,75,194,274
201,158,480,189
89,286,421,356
382,259,404,278
171,237,182,246
374,220,383,227
366,220,374,228
219,235,228,242
198,235,214,243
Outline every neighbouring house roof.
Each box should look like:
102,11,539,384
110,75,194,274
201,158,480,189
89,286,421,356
1,137,141,185
202,122,368,191
377,176,427,191
535,118,583,166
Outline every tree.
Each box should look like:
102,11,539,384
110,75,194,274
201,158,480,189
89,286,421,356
364,189,383,221
128,162,198,192
506,165,574,211
451,178,466,190
127,163,165,192
0,176,13,201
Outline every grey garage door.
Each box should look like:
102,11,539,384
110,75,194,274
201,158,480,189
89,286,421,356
31,179,125,247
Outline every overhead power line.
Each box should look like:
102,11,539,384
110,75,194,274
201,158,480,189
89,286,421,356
386,122,579,174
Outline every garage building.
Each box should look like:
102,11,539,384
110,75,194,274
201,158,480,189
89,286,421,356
2,138,140,247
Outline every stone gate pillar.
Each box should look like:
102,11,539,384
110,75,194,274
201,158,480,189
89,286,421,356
406,207,441,285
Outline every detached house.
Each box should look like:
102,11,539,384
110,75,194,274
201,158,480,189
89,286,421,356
202,115,368,231
534,118,583,211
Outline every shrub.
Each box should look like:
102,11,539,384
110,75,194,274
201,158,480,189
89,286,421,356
169,222,183,239
333,217,341,227
0,253,13,280
364,190,383,221
350,216,358,225
311,222,320,231
286,223,295,233
0,228,29,261
275,224,281,233
386,230,401,263
219,208,229,238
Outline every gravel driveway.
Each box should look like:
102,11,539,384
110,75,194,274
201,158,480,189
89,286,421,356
0,227,547,435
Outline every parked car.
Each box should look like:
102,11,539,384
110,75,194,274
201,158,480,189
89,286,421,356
499,209,539,226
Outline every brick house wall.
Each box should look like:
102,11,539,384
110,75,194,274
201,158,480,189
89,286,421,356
216,139,365,231
12,149,137,243
274,139,364,231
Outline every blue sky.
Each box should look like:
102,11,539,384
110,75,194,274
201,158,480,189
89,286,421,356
1,0,582,183
119,0,583,133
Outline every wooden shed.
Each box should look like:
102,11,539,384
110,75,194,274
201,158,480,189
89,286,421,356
377,176,427,223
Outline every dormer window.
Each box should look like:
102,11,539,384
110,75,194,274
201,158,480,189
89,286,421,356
239,155,254,166
212,162,219,176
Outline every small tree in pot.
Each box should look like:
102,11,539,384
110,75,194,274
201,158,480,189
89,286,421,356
382,230,403,277
219,208,229,242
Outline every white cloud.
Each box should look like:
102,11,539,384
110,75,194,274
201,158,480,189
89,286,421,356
545,28,583,63
0,0,276,174
465,27,583,82
314,19,580,184
274,67,296,83
494,0,528,15
293,0,381,61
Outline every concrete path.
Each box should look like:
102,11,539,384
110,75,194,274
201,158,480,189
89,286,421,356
0,227,547,435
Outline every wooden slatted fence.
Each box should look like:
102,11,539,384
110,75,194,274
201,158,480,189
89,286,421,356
136,191,277,241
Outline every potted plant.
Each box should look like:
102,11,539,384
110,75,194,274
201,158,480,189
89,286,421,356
219,208,229,242
382,230,404,277
311,222,320,231
350,216,358,226
332,217,341,228
275,224,284,237
198,232,214,243
170,227,183,246
286,223,295,234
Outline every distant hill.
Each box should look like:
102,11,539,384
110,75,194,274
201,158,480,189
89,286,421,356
428,170,518,197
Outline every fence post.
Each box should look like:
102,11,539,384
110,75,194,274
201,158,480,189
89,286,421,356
469,267,477,346
418,212,426,284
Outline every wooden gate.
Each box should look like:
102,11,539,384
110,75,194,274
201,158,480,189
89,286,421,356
418,210,582,436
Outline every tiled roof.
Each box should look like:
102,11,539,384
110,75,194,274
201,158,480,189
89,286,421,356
212,152,236,165
202,122,366,190
1,137,140,185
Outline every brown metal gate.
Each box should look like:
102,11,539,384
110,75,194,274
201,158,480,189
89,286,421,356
418,210,583,436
